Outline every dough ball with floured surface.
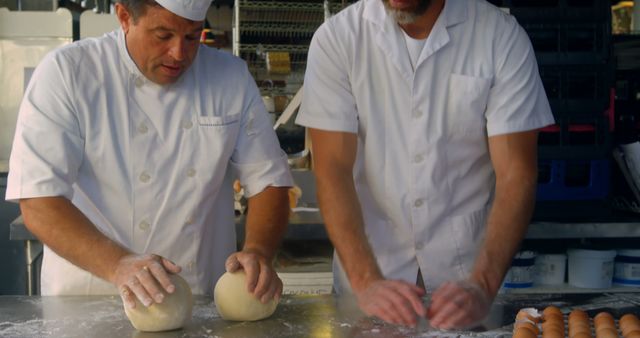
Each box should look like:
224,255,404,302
214,271,279,321
124,274,193,332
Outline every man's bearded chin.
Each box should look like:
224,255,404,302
382,0,432,24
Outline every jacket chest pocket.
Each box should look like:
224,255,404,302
194,113,241,168
446,73,491,136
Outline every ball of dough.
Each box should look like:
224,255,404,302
124,274,193,332
214,271,279,321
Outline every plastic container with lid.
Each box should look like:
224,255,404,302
613,249,640,286
502,251,536,290
534,254,566,286
567,249,617,288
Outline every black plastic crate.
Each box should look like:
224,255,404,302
488,0,611,23
523,22,611,65
540,64,614,117
538,115,612,159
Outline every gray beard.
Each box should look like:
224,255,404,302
382,0,433,24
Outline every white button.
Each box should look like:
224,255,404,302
139,172,151,183
184,216,194,225
182,120,193,130
416,242,424,250
413,110,423,118
138,123,148,134
135,78,144,87
414,199,423,207
414,155,424,163
138,221,150,231
187,168,196,177
187,261,195,271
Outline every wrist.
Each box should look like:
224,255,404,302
349,269,384,293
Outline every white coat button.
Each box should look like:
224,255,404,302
138,221,150,231
187,261,195,271
414,199,423,207
414,155,424,163
416,242,424,250
139,172,151,183
187,168,196,177
181,120,193,130
185,216,194,225
413,110,423,118
138,123,148,134
135,78,144,88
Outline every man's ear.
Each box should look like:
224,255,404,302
114,3,132,33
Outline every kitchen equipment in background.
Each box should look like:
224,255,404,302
567,248,617,288
613,249,640,286
502,251,536,291
0,8,73,174
287,148,310,170
534,253,567,286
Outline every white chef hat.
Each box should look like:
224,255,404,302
155,0,211,21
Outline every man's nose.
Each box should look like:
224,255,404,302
169,39,186,61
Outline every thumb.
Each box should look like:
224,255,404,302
225,255,241,272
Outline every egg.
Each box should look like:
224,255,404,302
570,309,590,321
514,327,538,338
622,320,640,336
543,320,565,331
569,322,592,338
544,306,564,317
595,327,618,338
515,320,540,335
621,314,639,323
546,312,566,324
594,313,616,331
517,308,543,323
572,333,593,338
626,330,640,338
595,312,614,321
543,328,565,338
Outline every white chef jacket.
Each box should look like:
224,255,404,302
6,29,293,296
296,0,554,292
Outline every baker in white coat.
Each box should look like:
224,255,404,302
6,0,293,309
296,0,554,329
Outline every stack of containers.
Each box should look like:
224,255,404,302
490,0,615,220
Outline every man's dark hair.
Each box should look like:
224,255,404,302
117,0,160,22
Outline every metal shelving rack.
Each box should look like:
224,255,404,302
232,0,356,154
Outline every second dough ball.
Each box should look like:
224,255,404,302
214,271,279,321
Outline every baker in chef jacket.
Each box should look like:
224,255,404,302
296,0,555,329
6,0,293,309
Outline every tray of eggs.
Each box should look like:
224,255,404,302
512,306,640,338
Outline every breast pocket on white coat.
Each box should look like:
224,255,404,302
195,113,242,168
446,74,491,135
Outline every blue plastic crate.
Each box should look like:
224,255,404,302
537,159,610,201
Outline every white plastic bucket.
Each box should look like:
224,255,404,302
567,249,617,288
503,251,536,289
534,254,567,286
613,249,640,287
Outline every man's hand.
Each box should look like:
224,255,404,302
427,280,492,330
113,254,181,309
355,279,426,327
225,250,283,304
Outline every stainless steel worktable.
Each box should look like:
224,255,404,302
1,293,640,338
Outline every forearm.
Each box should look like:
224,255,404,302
19,196,131,284
470,173,537,298
243,186,290,261
316,169,382,291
